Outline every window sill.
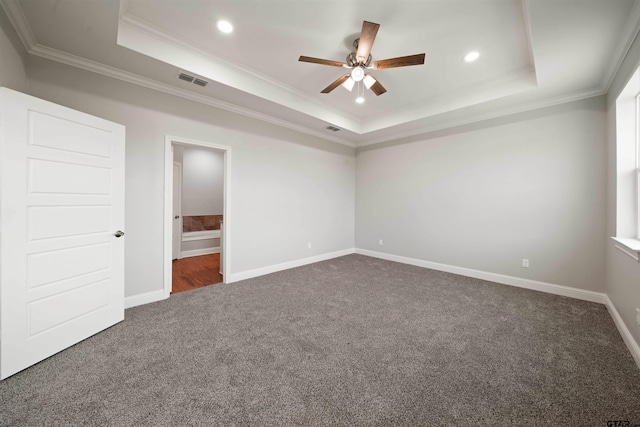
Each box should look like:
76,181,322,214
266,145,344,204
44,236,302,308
611,237,640,262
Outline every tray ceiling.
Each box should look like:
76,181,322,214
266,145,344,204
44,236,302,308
2,0,639,146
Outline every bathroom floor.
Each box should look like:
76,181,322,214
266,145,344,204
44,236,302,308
172,253,223,294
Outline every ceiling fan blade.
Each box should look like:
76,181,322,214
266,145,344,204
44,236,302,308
370,80,387,96
321,75,350,93
371,53,426,70
299,56,347,67
356,21,380,64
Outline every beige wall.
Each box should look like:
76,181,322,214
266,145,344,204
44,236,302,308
27,57,355,298
356,97,607,292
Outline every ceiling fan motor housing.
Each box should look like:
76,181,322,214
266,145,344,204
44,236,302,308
347,50,372,67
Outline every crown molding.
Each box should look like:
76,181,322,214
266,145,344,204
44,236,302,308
32,44,357,147
356,87,606,148
602,0,640,92
0,0,36,50
361,66,537,134
29,44,355,147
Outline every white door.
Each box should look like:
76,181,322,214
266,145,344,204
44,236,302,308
0,88,125,380
172,162,182,260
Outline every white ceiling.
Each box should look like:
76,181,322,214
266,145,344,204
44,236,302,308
2,0,639,147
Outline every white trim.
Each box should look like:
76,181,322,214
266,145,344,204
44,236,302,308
171,161,182,260
164,136,232,297
181,247,220,258
612,237,640,261
604,295,640,369
124,289,167,309
355,248,606,304
182,229,220,241
227,248,355,283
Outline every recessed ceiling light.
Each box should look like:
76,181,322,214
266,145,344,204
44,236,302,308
217,20,233,34
464,51,480,62
355,96,365,104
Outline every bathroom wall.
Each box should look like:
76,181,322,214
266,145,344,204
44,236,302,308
182,145,224,216
177,145,225,257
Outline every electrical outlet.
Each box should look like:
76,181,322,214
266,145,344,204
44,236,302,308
522,259,530,268
636,308,640,327
379,239,383,245
308,242,311,249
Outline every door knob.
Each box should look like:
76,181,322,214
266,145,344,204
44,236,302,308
113,230,125,238
174,215,180,219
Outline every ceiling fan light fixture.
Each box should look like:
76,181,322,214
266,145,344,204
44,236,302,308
355,96,365,104
351,66,365,82
342,77,355,91
363,74,376,89
217,20,233,34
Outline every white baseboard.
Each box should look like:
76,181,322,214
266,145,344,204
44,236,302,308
604,296,640,369
124,289,167,309
180,247,220,258
355,248,606,304
227,248,355,283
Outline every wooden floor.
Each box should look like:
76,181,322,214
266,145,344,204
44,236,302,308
172,253,223,294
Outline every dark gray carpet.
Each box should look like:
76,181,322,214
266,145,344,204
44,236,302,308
1,254,639,426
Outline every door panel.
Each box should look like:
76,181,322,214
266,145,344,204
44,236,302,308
27,242,110,288
28,206,112,240
29,110,113,157
29,159,112,195
0,88,125,380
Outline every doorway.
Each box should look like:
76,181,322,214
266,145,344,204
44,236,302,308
163,136,231,297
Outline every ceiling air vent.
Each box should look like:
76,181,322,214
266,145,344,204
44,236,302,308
193,78,208,87
326,126,341,132
177,72,209,88
178,72,195,83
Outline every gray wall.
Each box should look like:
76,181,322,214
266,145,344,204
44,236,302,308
0,6,27,92
605,28,640,349
26,57,355,298
5,5,638,358
182,145,224,216
356,97,607,292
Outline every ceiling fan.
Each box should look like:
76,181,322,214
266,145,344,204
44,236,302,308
299,21,425,97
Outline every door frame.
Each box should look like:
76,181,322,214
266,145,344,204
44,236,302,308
172,161,183,260
163,135,231,297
